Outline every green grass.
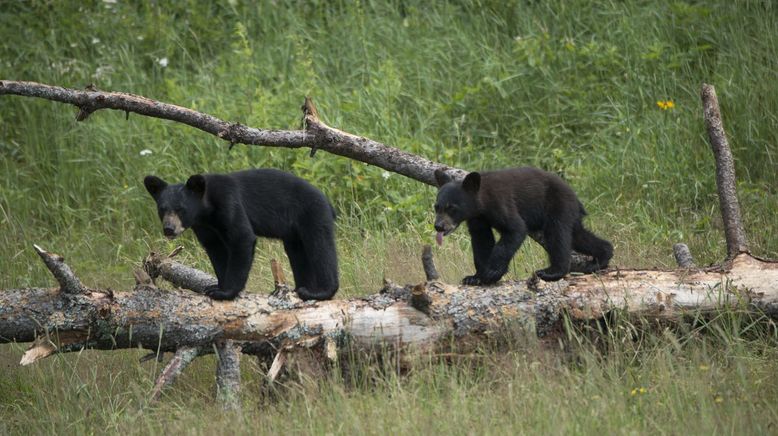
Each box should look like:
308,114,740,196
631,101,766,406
1,0,777,434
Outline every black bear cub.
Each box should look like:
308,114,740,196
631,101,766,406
144,169,339,301
434,167,612,285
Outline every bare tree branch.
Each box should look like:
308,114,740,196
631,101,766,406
701,83,749,259
0,80,466,185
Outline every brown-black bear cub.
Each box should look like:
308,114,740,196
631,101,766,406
144,169,339,301
434,167,612,285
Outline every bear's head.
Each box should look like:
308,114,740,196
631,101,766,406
143,174,208,240
433,169,480,245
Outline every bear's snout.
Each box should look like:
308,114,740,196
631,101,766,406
162,211,185,239
434,214,458,235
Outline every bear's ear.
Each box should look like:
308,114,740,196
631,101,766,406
434,169,453,187
185,174,207,197
462,172,481,194
144,175,167,198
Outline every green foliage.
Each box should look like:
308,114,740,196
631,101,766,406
1,0,778,432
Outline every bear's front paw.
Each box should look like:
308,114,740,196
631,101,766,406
479,268,504,285
462,275,481,286
205,286,239,300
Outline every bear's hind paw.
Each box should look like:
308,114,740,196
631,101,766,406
205,287,240,301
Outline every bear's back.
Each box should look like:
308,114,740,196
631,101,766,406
478,167,580,229
206,169,334,238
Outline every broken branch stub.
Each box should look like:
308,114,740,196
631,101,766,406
150,347,200,401
673,243,696,268
33,244,86,294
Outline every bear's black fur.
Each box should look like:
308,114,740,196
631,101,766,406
144,169,339,301
433,167,612,284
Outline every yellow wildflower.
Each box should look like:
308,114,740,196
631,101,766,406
699,364,710,371
656,99,675,110
714,396,724,403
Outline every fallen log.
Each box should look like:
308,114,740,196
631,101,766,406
3,246,777,366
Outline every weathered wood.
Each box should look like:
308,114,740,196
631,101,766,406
702,83,748,258
270,259,286,287
143,248,215,294
215,340,241,411
421,245,440,281
673,243,696,268
3,245,778,367
267,350,288,383
33,244,86,294
150,347,200,401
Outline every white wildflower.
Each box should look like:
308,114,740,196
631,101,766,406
381,171,391,180
158,57,168,68
139,149,153,156
92,37,100,44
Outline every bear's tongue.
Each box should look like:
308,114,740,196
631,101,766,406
436,231,444,246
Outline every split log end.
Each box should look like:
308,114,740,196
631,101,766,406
20,339,57,366
267,349,288,383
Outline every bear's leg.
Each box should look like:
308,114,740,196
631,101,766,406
293,225,339,301
572,221,613,273
206,234,256,301
194,227,229,292
479,223,527,285
464,218,495,285
283,238,312,290
536,220,573,281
